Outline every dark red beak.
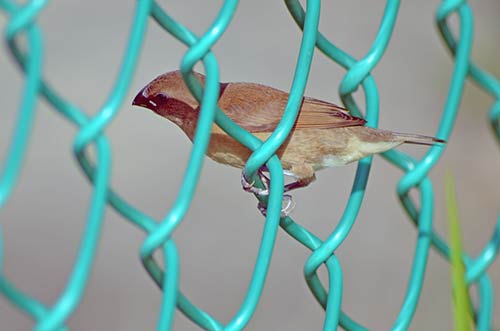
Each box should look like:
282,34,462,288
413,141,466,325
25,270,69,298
132,86,152,108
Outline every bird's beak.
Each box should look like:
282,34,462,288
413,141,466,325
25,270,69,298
132,86,153,109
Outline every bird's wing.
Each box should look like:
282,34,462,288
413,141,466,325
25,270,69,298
218,83,366,133
217,83,285,132
296,96,366,129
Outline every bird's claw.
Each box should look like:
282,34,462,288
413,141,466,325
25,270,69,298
241,172,269,196
241,169,296,217
258,194,296,218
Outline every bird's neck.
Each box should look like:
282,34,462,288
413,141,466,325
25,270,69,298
168,106,200,141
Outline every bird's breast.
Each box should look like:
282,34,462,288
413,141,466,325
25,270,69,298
319,154,351,168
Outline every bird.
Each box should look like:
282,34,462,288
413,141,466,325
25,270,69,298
132,70,444,214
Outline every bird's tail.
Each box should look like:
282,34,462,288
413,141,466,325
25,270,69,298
391,132,446,146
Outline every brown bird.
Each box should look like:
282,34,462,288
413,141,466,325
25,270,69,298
132,70,443,203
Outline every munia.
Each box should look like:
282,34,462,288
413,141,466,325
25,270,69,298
133,70,444,202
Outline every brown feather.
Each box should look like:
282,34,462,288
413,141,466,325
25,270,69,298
218,83,366,133
297,96,366,129
133,70,443,184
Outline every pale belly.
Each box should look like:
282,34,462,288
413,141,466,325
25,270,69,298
318,154,352,168
205,126,399,179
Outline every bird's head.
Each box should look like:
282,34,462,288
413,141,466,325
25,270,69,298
132,70,204,129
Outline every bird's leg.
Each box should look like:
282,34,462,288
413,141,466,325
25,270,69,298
257,194,296,218
258,167,271,188
284,164,316,193
242,164,316,195
283,174,316,193
241,167,270,196
242,167,296,217
242,164,314,217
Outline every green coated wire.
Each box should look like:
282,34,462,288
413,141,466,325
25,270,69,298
37,1,153,330
0,277,67,331
242,0,320,180
292,0,498,329
304,0,400,282
142,2,245,330
286,2,380,329
338,0,400,99
436,1,500,282
0,0,499,330
1,0,155,330
397,4,473,194
140,0,238,261
146,1,318,330
0,0,43,209
158,240,179,331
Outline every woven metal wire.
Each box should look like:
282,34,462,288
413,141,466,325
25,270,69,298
1,0,499,330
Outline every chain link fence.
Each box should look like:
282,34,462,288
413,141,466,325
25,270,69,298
1,0,499,330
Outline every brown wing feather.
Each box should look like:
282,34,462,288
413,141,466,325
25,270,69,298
218,82,285,132
296,96,366,129
217,82,366,133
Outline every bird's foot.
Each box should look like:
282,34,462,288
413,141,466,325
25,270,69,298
258,194,295,218
241,170,270,196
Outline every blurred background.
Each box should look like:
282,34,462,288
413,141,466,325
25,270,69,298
1,1,499,330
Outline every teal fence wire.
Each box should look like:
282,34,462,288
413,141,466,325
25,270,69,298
1,1,499,330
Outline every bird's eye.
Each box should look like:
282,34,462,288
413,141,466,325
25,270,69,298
150,93,169,107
